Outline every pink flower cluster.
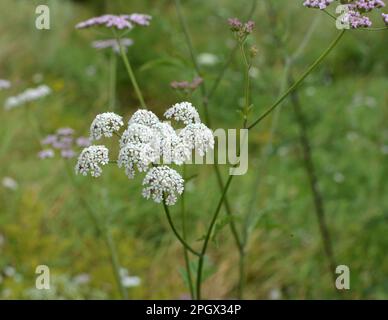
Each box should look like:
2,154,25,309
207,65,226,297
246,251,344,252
303,0,334,9
228,18,255,42
76,13,152,30
228,18,255,34
170,77,203,92
38,128,91,160
304,0,387,29
383,12,388,24
352,0,385,11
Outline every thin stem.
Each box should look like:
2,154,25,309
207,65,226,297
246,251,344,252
163,200,200,257
109,50,117,111
174,0,202,75
174,0,246,258
237,251,246,299
288,74,337,285
196,174,234,300
104,228,128,299
235,41,251,299
181,165,195,298
117,37,146,108
63,161,127,299
208,0,258,99
248,29,346,130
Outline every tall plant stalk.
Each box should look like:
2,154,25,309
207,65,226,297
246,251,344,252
109,50,117,111
174,0,256,297
64,161,128,299
174,0,345,299
288,74,337,283
180,165,195,298
116,36,146,109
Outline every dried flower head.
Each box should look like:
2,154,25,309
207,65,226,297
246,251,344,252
170,77,203,93
75,145,109,177
228,18,255,41
90,112,124,140
142,166,184,205
164,102,201,125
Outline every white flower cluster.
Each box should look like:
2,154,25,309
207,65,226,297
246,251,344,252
179,123,215,156
0,79,11,90
164,101,200,125
76,102,213,205
142,166,184,205
118,142,156,179
75,145,109,177
90,112,124,140
4,85,51,110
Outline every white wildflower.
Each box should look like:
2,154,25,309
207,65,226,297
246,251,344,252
197,53,219,66
75,145,109,177
4,85,51,110
118,142,156,179
179,123,214,156
122,276,141,288
2,177,18,191
142,166,184,205
120,123,155,148
0,79,11,90
164,101,201,125
128,109,160,128
152,122,180,163
90,112,123,140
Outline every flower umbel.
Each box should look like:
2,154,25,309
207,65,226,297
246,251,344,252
164,102,201,125
90,112,124,140
75,145,109,177
118,142,156,179
142,166,184,206
77,102,213,205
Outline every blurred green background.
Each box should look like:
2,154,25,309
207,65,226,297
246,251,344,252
0,0,387,299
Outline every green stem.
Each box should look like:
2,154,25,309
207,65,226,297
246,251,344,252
104,228,128,299
237,250,246,299
196,174,234,300
109,50,117,111
163,200,200,257
181,165,195,299
64,161,127,299
117,38,146,108
174,0,245,260
247,29,346,130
